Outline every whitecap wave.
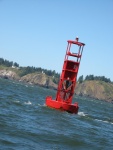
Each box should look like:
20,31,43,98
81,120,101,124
95,119,113,125
24,101,32,105
37,103,43,106
78,112,86,116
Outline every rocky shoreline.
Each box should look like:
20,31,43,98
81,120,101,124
0,69,57,89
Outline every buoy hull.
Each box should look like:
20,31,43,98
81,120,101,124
45,96,79,114
45,39,85,114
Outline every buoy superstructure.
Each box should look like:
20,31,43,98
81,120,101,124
45,37,85,114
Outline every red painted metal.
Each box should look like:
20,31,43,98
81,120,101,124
45,38,85,114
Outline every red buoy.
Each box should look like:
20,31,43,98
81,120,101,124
45,38,85,114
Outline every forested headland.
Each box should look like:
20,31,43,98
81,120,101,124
0,58,60,82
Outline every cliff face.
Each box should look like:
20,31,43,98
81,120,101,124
20,73,57,89
75,81,113,103
0,70,20,80
0,69,113,103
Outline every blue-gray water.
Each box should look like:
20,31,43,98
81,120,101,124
0,78,113,150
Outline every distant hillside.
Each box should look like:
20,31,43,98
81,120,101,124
75,81,113,103
20,72,57,89
0,66,58,90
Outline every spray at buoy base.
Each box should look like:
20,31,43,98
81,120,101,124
45,37,85,114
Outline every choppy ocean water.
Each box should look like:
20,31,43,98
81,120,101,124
0,78,113,150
